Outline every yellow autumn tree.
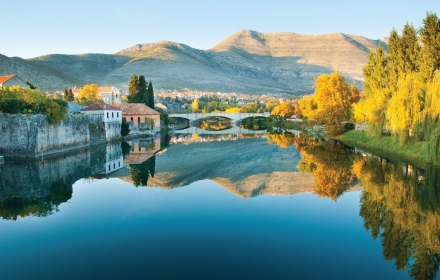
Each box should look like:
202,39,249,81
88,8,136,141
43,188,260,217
301,72,358,135
76,84,103,106
191,98,199,112
270,102,296,118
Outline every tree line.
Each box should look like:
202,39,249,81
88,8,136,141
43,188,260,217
0,86,68,124
352,13,440,160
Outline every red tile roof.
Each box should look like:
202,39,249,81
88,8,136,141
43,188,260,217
98,87,114,93
82,103,120,111
115,103,160,116
0,75,16,84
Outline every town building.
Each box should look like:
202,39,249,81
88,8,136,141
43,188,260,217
0,74,31,88
81,103,122,140
116,103,161,133
73,86,122,104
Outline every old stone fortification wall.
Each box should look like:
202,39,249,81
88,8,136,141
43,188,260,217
0,113,119,157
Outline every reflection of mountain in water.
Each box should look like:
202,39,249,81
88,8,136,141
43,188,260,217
0,142,124,220
117,137,315,198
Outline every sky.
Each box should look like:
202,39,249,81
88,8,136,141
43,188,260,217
1,0,439,59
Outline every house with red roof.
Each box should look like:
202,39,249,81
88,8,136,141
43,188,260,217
81,103,122,140
116,103,161,133
0,74,30,88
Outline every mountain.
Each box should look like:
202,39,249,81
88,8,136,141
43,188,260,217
0,30,386,94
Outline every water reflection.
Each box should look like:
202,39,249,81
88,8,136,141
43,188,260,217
294,135,358,201
195,116,233,131
0,137,160,220
240,117,267,130
357,157,440,280
0,182,71,220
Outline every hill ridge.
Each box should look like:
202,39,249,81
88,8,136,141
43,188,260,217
0,30,386,94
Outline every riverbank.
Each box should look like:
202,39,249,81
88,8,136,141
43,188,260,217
335,130,435,168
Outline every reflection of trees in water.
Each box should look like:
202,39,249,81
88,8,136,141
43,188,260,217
294,135,357,201
130,156,156,187
358,157,440,280
196,117,232,131
0,182,72,221
266,132,296,148
240,117,267,130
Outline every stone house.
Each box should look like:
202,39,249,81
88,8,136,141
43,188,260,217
116,103,161,133
0,74,30,88
81,103,122,140
98,87,122,104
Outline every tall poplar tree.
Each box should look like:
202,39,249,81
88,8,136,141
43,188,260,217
138,75,148,105
63,88,69,101
127,74,142,103
147,81,154,108
68,88,74,101
419,12,440,82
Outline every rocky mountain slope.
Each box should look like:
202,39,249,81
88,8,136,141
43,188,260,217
0,30,386,94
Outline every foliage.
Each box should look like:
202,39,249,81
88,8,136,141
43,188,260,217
130,156,156,187
270,102,296,118
266,132,296,148
63,88,74,102
351,12,440,162
127,74,154,108
294,135,357,201
0,182,72,220
148,81,154,108
75,84,103,106
265,100,280,112
0,86,68,124
121,119,130,137
155,107,170,128
300,72,358,135
358,156,440,279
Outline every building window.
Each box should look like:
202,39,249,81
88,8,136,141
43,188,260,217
117,112,119,118
108,165,111,171
131,117,133,122
138,117,140,124
107,112,109,118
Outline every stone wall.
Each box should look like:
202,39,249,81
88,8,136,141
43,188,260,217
0,113,120,157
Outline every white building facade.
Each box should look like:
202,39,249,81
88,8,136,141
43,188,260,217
81,103,122,140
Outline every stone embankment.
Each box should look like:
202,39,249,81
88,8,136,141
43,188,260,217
0,113,120,157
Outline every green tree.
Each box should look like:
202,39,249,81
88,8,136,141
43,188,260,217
63,88,69,101
419,12,440,83
63,88,74,102
148,81,154,108
127,74,142,103
121,119,130,137
138,75,148,105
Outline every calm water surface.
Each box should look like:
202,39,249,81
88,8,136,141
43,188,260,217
0,133,438,279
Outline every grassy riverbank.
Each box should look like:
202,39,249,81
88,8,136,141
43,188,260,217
335,130,434,167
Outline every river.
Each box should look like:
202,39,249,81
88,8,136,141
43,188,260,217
0,132,438,279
